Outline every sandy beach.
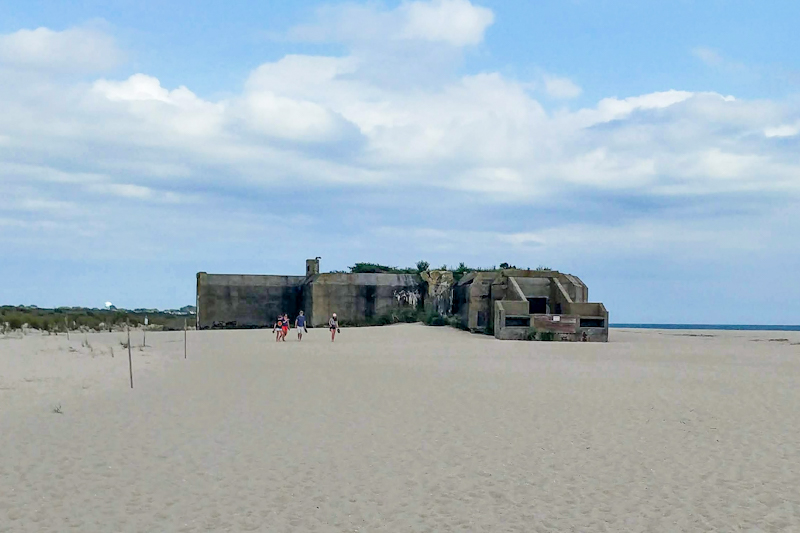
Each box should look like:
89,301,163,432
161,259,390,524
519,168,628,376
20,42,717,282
1,324,799,532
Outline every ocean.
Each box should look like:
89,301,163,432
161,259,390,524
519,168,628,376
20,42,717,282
611,324,800,332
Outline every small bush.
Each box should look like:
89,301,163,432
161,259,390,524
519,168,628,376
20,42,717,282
422,310,444,326
447,316,461,329
539,331,556,342
526,327,538,341
7,316,22,330
396,308,421,323
375,314,393,326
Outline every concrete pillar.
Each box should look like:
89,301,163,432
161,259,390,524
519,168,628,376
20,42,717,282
306,258,320,277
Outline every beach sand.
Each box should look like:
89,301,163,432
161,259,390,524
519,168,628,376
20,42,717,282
1,325,799,532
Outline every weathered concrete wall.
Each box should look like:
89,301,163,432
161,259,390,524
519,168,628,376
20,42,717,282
514,277,550,298
501,269,588,304
421,270,454,316
197,273,305,329
492,298,609,342
305,273,423,327
494,300,530,340
568,302,609,342
453,272,497,332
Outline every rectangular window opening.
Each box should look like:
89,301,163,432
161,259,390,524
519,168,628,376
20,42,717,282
580,318,605,328
505,316,530,327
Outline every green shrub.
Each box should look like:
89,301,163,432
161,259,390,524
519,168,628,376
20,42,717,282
431,315,446,326
396,308,421,323
526,327,538,341
539,331,556,341
375,314,393,326
7,316,22,330
447,316,462,329
421,309,447,326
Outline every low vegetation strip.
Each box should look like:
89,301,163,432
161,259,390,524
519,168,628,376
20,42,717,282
0,306,194,333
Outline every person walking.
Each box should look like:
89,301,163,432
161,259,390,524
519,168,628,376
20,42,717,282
329,313,339,342
282,313,290,342
295,311,307,341
273,314,283,342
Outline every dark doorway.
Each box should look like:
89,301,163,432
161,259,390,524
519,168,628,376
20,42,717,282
364,285,376,319
528,297,547,314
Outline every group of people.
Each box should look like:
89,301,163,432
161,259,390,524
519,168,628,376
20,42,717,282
273,311,340,342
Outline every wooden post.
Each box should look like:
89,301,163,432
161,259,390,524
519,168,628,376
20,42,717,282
184,319,187,359
143,327,146,348
65,316,69,341
127,326,133,389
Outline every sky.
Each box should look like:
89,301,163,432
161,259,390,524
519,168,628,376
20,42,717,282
1,0,799,323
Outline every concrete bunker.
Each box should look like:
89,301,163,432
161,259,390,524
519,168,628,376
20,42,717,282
197,260,608,342
452,269,608,342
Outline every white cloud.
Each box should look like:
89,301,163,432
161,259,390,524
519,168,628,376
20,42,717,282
0,25,122,72
594,90,695,120
93,74,177,103
85,183,154,199
764,124,799,138
287,0,494,47
543,75,582,99
399,0,495,46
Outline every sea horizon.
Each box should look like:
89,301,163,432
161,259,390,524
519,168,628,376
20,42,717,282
611,323,800,332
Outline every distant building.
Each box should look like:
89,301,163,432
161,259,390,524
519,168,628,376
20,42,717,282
453,269,608,342
196,259,608,341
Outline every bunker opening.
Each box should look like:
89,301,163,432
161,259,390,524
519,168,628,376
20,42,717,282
528,297,548,314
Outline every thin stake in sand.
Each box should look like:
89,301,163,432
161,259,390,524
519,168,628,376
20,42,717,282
184,319,187,359
65,316,69,341
127,326,134,389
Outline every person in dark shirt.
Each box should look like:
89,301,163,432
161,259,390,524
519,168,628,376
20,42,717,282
295,311,307,341
281,313,289,341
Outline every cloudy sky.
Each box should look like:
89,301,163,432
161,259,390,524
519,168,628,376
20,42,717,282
2,0,799,323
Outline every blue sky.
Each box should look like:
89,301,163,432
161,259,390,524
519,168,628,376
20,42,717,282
1,0,799,323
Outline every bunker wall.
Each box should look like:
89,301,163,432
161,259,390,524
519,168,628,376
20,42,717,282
306,273,423,327
197,273,305,329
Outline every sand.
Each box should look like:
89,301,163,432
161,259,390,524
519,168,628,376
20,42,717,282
1,324,799,532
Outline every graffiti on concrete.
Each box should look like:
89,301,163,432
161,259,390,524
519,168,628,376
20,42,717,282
394,289,420,307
